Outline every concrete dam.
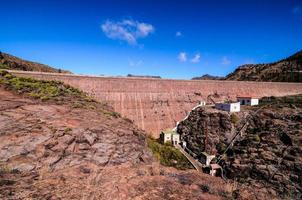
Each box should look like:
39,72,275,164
10,70,302,137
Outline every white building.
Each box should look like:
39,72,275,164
209,164,222,176
199,100,206,106
199,152,216,166
160,130,180,146
237,96,259,106
215,102,240,112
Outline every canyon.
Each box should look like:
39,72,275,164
9,70,302,137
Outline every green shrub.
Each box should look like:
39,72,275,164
101,109,121,118
0,63,9,69
64,127,72,133
0,71,86,101
216,142,227,154
147,137,193,170
253,134,261,143
230,113,239,124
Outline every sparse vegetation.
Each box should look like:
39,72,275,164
147,137,193,170
216,142,227,154
259,94,302,108
0,70,85,101
253,134,261,143
101,109,121,118
0,163,19,175
230,113,239,124
0,63,9,69
0,70,122,122
64,127,72,133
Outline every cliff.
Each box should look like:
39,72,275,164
177,95,302,199
226,50,302,82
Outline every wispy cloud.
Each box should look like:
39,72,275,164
129,59,143,67
191,53,201,63
101,19,154,45
176,31,182,37
178,52,187,62
292,6,302,15
221,56,231,65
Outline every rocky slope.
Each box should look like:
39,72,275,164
226,50,302,82
0,51,70,73
177,95,302,199
0,70,232,199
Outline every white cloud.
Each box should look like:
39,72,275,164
101,19,154,45
129,59,143,67
176,31,182,37
191,53,201,63
292,6,302,15
178,52,187,62
221,56,231,65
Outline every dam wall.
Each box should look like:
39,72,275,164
10,70,302,137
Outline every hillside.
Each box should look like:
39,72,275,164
192,74,224,80
177,95,302,199
225,51,302,82
0,51,70,73
0,70,233,199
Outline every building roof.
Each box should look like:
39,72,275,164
162,130,178,135
210,164,221,169
237,96,258,99
216,101,240,105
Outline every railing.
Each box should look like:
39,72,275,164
175,144,203,172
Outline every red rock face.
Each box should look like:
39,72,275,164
10,71,302,137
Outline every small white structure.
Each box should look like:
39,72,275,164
215,102,240,112
199,152,216,166
199,100,206,106
160,130,180,146
237,96,259,106
209,164,222,176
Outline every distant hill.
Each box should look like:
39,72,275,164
225,50,302,82
191,74,224,80
0,51,71,73
127,74,161,79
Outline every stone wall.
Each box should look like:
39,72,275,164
10,70,302,137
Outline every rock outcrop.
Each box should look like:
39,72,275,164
225,50,302,82
177,95,302,199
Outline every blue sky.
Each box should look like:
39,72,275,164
0,0,302,79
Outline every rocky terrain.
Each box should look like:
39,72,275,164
177,95,302,199
225,50,302,82
0,51,70,73
0,70,233,199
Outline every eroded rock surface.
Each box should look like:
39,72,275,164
177,98,302,199
0,88,232,199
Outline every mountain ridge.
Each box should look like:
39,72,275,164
0,51,71,73
225,50,302,82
